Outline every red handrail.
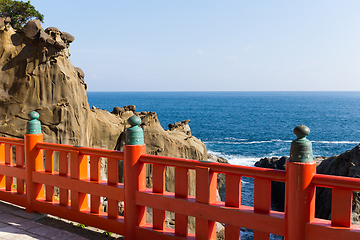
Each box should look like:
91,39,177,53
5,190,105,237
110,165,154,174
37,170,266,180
312,173,360,190
0,135,359,240
140,154,286,181
37,142,125,159
0,137,24,146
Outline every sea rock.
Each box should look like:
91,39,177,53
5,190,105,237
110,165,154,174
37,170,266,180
208,154,229,164
0,18,5,30
125,105,136,113
255,151,360,223
111,105,136,116
111,106,124,115
168,119,191,136
45,27,61,39
0,17,10,30
21,19,42,39
0,20,120,150
60,32,75,43
54,40,66,49
75,67,85,80
0,21,208,182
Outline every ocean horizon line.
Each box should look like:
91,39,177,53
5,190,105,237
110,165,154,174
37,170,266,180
87,90,360,93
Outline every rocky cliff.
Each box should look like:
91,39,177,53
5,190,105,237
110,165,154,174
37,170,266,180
0,19,207,174
255,147,360,223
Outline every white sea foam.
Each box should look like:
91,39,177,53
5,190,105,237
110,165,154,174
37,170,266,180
224,137,247,141
269,147,289,157
207,150,259,166
205,139,292,145
241,179,249,184
242,139,291,144
206,139,358,145
312,140,359,144
206,139,359,167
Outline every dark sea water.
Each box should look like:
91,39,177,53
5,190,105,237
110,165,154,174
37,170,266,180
88,91,360,239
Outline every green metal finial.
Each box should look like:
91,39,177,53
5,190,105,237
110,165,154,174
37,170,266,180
289,124,313,162
26,111,41,134
125,115,144,145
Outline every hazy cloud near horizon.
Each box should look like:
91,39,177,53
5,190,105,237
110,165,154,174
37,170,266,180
30,0,360,91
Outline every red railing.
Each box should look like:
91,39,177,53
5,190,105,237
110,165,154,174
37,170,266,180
0,132,360,240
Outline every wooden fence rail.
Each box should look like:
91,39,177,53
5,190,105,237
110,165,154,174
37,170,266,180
0,112,359,240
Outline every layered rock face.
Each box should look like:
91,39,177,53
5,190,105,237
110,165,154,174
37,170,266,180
0,18,115,148
255,148,360,223
0,19,207,172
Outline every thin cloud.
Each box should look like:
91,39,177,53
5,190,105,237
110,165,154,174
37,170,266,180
268,65,277,70
223,56,239,61
242,45,254,52
197,49,204,55
285,61,324,73
89,74,98,79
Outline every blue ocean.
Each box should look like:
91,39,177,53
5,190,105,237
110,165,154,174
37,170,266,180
88,91,360,239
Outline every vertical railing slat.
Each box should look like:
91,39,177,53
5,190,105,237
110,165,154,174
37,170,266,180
70,151,79,210
175,167,189,236
45,150,54,201
0,143,5,189
153,164,165,230
79,154,88,210
253,178,271,240
16,146,24,194
225,174,241,240
196,166,217,240
90,155,100,214
107,157,118,218
331,188,353,228
5,144,13,191
70,151,89,211
59,151,69,206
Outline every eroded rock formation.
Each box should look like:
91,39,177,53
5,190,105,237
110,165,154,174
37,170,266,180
0,18,97,146
0,19,207,172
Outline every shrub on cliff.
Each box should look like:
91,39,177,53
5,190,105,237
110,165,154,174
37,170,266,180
0,0,43,28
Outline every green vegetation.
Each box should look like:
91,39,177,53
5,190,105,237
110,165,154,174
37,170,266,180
103,231,112,236
0,0,43,28
76,223,88,228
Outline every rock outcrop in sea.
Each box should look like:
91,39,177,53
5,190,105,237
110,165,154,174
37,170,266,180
255,146,360,223
0,18,207,164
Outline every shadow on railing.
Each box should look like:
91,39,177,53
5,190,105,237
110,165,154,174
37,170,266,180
0,111,359,240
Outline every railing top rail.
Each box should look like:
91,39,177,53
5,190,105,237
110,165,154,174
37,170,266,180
312,173,360,191
140,154,286,181
0,136,24,146
36,142,124,160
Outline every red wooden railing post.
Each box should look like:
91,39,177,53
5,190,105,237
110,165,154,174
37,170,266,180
24,111,44,213
196,166,217,240
124,115,146,240
285,125,316,240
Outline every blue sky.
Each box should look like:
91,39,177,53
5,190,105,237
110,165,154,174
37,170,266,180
30,1,360,91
